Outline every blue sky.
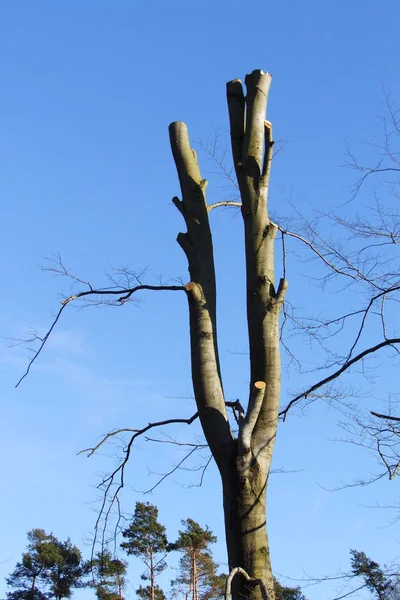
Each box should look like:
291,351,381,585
1,1,400,599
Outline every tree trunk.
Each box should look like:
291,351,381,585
192,550,198,600
150,549,155,600
169,70,287,600
117,572,123,600
223,464,273,599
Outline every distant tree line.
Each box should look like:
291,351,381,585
2,503,307,600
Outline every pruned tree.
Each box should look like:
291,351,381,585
121,502,168,600
18,70,287,600
17,71,400,600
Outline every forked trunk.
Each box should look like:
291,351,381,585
169,70,287,600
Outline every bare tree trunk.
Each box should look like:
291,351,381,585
117,572,123,600
223,464,273,599
169,70,287,600
150,549,155,600
192,550,198,600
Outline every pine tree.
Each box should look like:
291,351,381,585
90,549,127,600
274,579,307,600
44,538,84,600
136,584,165,600
170,519,224,600
5,530,84,600
5,529,53,600
350,550,395,600
121,502,168,600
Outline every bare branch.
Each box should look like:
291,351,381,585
79,413,199,458
226,399,245,425
280,338,400,420
82,412,199,549
140,445,201,494
370,411,400,422
277,226,358,280
16,282,186,387
207,200,242,212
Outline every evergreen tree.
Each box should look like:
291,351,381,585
44,538,84,600
136,584,165,600
170,519,224,600
121,502,168,600
4,530,84,600
5,530,56,600
90,549,127,600
350,550,396,600
274,579,307,600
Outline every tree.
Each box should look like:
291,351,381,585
350,550,399,600
5,530,84,600
5,529,53,600
22,68,285,600
19,70,400,600
90,549,127,600
38,538,84,600
170,519,224,600
121,502,168,600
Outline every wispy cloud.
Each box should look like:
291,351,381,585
46,328,87,355
314,491,322,512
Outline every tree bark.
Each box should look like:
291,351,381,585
169,70,287,600
192,550,198,600
150,549,155,600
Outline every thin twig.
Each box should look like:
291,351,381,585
280,338,400,420
16,283,186,387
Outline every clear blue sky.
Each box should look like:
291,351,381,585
1,1,399,599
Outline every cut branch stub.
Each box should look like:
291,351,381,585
243,70,272,175
169,122,202,191
226,79,245,170
239,382,266,456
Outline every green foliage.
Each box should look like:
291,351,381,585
5,529,55,600
4,521,310,600
274,578,307,600
350,550,396,600
5,530,84,600
90,549,127,600
44,538,83,600
136,584,166,600
171,519,217,554
170,519,224,600
121,503,168,560
121,502,169,600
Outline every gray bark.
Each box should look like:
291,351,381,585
169,70,287,600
